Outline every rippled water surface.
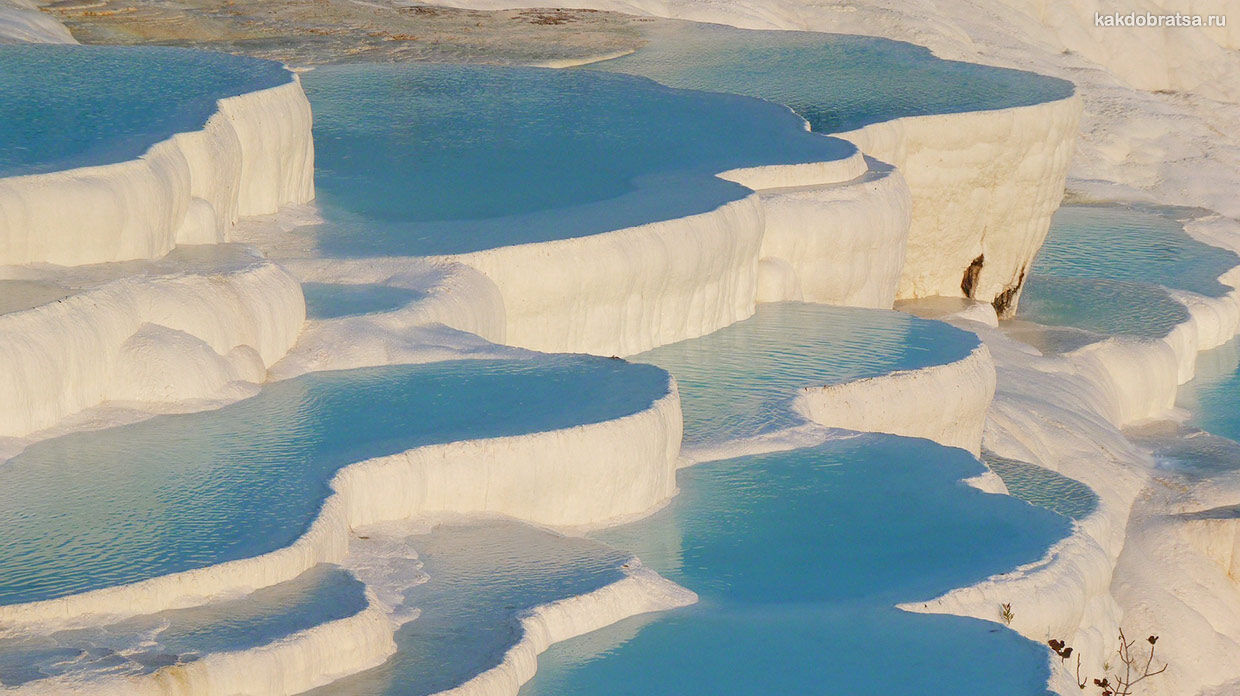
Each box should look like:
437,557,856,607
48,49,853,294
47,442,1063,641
985,454,1098,520
591,21,1074,133
1131,339,1240,480
1018,275,1188,339
1,37,1095,696
302,283,426,319
522,436,1071,695
0,565,366,686
0,357,668,605
635,303,979,445
307,521,630,696
300,63,853,257
0,45,291,177
1017,204,1234,338
1031,205,1236,297
1176,338,1240,446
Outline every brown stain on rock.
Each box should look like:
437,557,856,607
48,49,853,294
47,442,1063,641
991,268,1027,318
960,254,984,298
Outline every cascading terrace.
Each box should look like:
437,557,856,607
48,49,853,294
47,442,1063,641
0,16,1107,696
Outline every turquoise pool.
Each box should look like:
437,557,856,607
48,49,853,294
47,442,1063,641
590,21,1074,134
302,283,426,319
522,436,1071,695
985,454,1098,520
300,63,854,257
0,357,669,605
0,45,291,178
1018,205,1237,338
1030,205,1237,298
1132,338,1240,478
307,521,631,696
504,306,1068,694
1175,338,1240,447
1017,275,1189,339
634,303,979,445
0,565,367,686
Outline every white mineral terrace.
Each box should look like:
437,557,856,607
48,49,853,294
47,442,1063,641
3,2,1239,695
0,74,313,268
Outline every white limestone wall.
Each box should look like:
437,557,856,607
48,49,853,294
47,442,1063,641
0,386,682,626
793,342,997,454
0,77,314,267
0,252,305,439
1113,497,1240,696
755,163,912,308
423,150,891,357
1177,512,1240,580
337,386,682,531
255,148,883,361
442,195,765,357
835,94,1082,313
268,258,511,379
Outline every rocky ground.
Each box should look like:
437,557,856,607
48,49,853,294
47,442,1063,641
40,0,648,65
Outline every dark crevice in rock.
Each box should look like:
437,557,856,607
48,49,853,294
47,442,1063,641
961,254,984,298
991,267,1027,318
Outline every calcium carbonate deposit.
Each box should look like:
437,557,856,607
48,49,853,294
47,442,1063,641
3,2,1240,695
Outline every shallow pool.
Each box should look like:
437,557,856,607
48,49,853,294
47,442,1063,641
0,45,291,177
1017,275,1189,339
1134,338,1240,479
590,21,1074,134
986,454,1098,520
300,63,853,257
634,303,979,445
0,357,669,605
522,435,1071,695
1175,338,1240,446
0,565,366,687
1030,205,1236,298
302,283,426,319
1017,204,1235,338
307,521,631,696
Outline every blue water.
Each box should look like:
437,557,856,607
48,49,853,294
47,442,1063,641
302,283,426,319
299,63,854,257
0,45,291,177
0,565,366,686
1176,338,1240,445
513,305,1066,694
634,303,979,445
985,454,1098,521
307,522,631,696
1018,275,1189,339
0,357,669,605
522,436,1070,696
1131,340,1240,479
1030,205,1237,298
1017,204,1236,338
591,22,1074,134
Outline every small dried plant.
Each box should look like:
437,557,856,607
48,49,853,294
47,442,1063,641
1000,602,1015,626
1047,629,1166,696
